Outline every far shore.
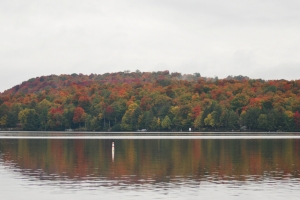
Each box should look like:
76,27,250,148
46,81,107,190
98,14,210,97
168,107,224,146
0,131,299,134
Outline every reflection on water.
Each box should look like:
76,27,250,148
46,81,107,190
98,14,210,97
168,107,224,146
1,138,300,199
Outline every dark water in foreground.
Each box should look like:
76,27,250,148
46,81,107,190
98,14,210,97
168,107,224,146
0,133,300,199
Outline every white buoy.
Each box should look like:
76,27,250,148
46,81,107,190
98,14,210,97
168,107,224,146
112,142,115,162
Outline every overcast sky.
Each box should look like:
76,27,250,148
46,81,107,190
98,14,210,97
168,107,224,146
1,0,300,92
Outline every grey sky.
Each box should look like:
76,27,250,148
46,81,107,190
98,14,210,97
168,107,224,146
1,0,300,92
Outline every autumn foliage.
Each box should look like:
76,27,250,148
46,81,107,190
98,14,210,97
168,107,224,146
0,71,299,131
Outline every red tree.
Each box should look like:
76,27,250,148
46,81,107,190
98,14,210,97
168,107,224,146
294,111,300,131
73,107,86,124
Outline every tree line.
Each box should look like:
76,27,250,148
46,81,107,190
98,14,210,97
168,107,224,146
0,71,299,132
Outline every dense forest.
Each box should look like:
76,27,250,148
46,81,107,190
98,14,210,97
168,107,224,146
0,71,299,132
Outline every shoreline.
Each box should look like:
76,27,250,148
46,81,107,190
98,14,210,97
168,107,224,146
1,131,299,134
0,131,300,139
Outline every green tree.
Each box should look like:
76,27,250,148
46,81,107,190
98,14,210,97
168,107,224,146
258,114,268,131
161,115,171,130
18,109,39,131
170,106,183,131
36,100,51,130
0,115,7,128
140,111,153,130
121,102,139,131
39,107,49,130
282,111,295,131
227,110,239,130
230,94,249,113
47,112,63,130
267,109,281,131
204,114,215,128
201,107,210,128
111,99,127,123
244,107,260,130
63,105,75,129
150,117,160,131
6,104,22,128
211,103,222,128
132,106,142,130
0,104,9,127
193,114,202,131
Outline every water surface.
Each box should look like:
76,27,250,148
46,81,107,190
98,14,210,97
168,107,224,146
0,132,300,199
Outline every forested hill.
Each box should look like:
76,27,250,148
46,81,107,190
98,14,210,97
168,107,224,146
0,71,299,132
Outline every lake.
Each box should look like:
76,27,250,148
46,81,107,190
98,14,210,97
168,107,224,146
0,132,300,199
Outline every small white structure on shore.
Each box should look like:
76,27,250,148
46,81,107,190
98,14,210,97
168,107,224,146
137,129,147,132
189,128,191,132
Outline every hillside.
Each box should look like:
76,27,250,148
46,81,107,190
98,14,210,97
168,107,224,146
0,71,299,132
